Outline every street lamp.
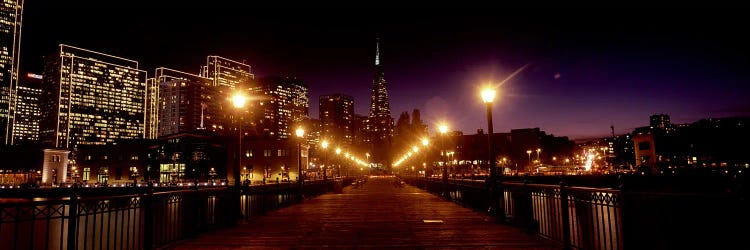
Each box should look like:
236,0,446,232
438,123,449,198
296,127,305,192
421,138,429,179
481,88,497,178
526,150,533,172
536,148,542,165
321,140,329,181
231,92,248,188
482,86,503,219
335,148,341,177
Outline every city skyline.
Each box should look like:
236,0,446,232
16,5,750,139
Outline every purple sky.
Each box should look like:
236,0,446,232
21,5,750,139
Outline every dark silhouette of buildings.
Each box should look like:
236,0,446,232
319,94,354,145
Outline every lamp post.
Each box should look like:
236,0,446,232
536,148,542,164
365,152,370,174
422,138,429,180
230,92,248,223
296,127,305,194
438,124,449,198
321,140,329,181
231,92,248,188
526,150,533,173
482,87,503,220
344,152,350,177
335,148,341,177
412,146,419,177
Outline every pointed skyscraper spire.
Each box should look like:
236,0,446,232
368,37,392,142
367,37,393,166
375,37,381,66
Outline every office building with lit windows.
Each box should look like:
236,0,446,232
1,0,23,145
202,56,253,88
320,94,354,145
155,67,223,137
40,45,148,148
249,76,309,139
12,73,41,144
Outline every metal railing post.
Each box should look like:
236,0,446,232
66,189,78,250
560,181,572,250
143,185,154,250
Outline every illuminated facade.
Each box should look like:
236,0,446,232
367,38,393,142
320,94,354,145
145,77,157,139
0,0,23,145
203,56,253,88
250,76,309,139
40,45,147,148
156,67,223,137
12,73,41,144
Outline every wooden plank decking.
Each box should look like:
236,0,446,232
165,176,558,249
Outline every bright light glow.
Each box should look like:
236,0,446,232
231,92,248,108
336,148,341,154
413,146,419,153
321,140,329,149
296,127,305,138
584,153,595,171
27,73,43,79
481,88,496,103
439,124,448,134
422,138,429,146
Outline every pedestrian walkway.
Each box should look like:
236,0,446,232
166,176,557,249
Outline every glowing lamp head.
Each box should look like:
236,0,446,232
231,93,248,108
481,88,496,103
335,148,341,154
321,140,329,149
438,124,448,134
295,127,305,138
422,138,429,146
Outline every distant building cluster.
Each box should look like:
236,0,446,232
0,4,398,186
580,114,750,174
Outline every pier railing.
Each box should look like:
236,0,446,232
405,176,746,250
0,178,353,250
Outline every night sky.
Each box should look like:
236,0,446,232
21,4,750,139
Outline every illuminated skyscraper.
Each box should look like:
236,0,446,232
367,38,393,142
12,73,40,144
319,94,354,145
203,56,253,88
155,67,220,137
1,0,23,145
40,45,147,148
249,76,309,139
